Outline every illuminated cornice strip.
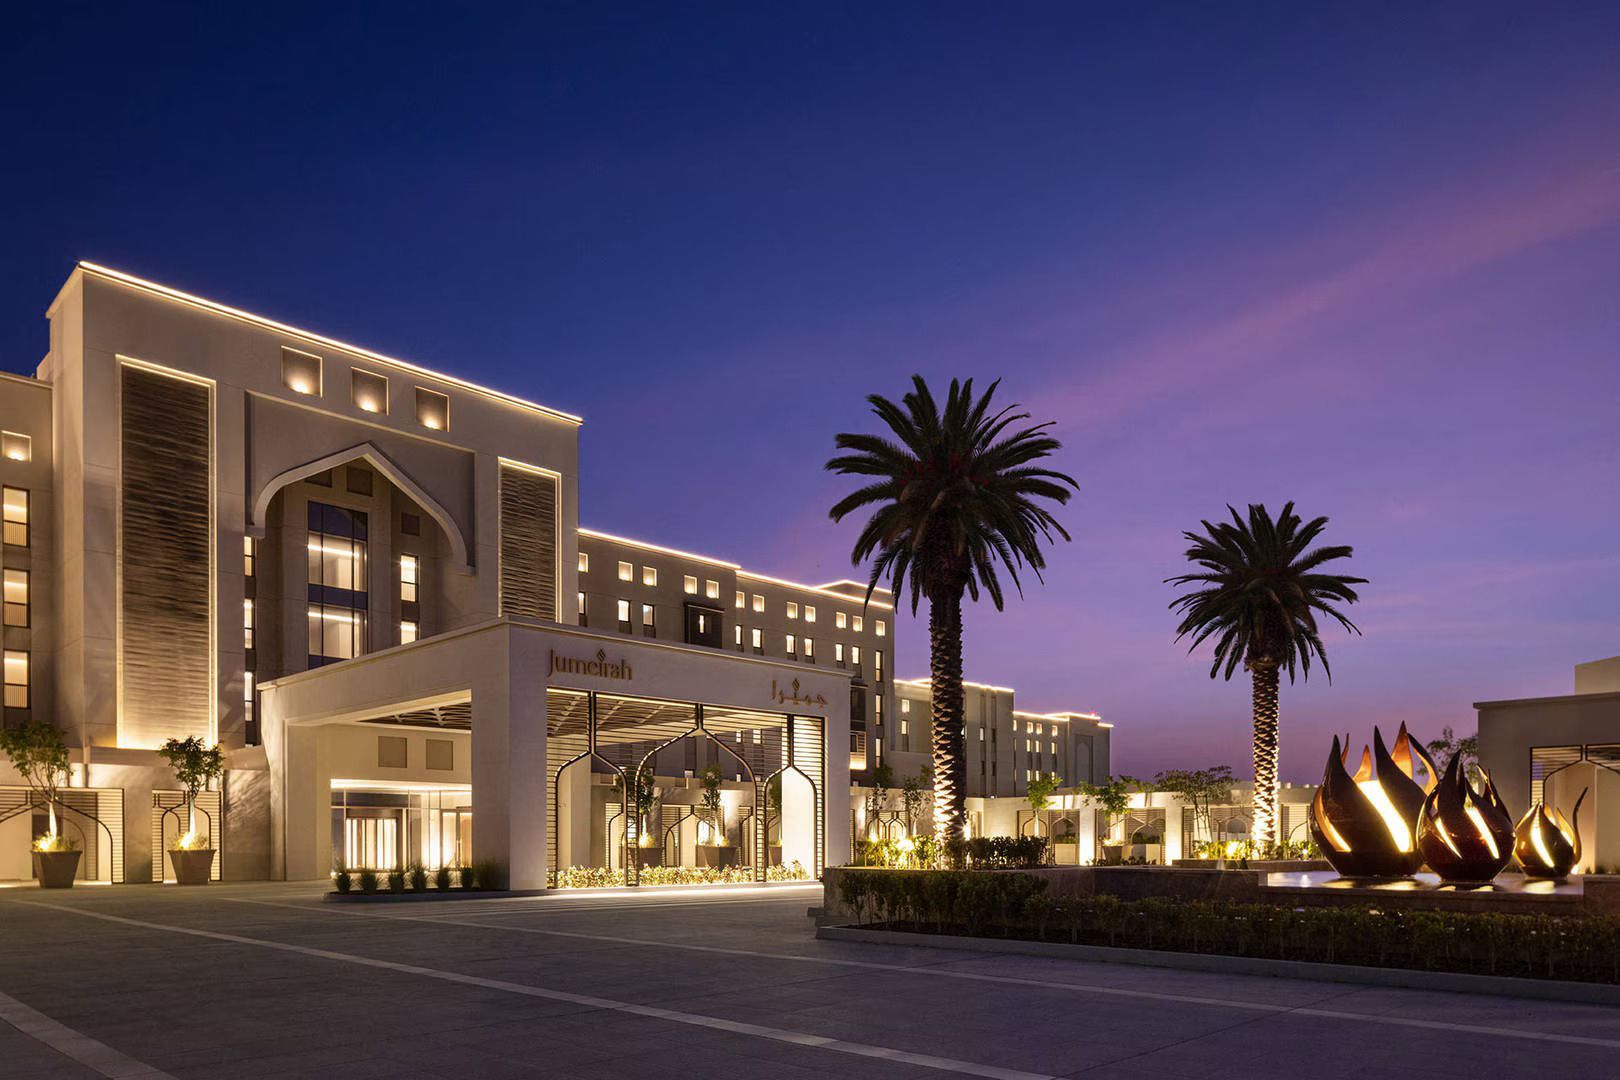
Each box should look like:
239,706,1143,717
77,262,584,426
578,527,742,569
896,676,1016,693
815,578,895,595
737,569,896,610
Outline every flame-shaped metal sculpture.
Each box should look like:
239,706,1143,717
1416,755,1515,884
1310,724,1431,879
1514,789,1587,880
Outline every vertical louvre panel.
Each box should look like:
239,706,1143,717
499,465,558,620
121,366,212,745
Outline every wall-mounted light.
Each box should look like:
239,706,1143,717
1,431,31,462
351,368,389,414
415,387,449,431
282,347,323,396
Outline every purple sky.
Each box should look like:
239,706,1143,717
3,5,1616,780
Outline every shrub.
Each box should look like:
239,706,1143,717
387,868,406,893
333,870,352,894
434,865,452,890
408,863,428,891
459,864,478,890
358,869,379,893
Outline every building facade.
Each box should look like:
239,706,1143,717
0,263,854,888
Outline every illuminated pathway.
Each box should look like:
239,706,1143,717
4,883,1620,1078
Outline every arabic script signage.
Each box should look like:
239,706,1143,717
770,678,827,708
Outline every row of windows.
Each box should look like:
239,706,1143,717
282,348,450,431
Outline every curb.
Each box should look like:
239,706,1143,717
815,925,1620,1005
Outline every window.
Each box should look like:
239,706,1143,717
787,602,799,619
683,575,698,595
426,739,453,771
344,466,372,496
4,650,27,708
242,598,254,649
642,603,656,635
803,637,814,660
244,671,255,722
3,569,28,627
735,590,745,609
643,566,659,587
400,554,419,603
901,699,911,714
900,715,909,737
351,368,389,414
401,620,419,644
2,431,31,462
876,620,887,637
401,513,421,536
618,561,633,582
281,347,322,395
750,627,762,652
705,579,719,599
307,502,368,666
752,594,765,613
875,650,884,680
378,736,408,769
835,642,845,666
836,612,847,629
852,616,863,633
616,598,631,630
243,536,256,577
735,624,743,648
786,633,796,656
804,605,816,623
3,487,28,547
415,387,450,430
578,552,590,573
577,591,587,623
685,605,721,648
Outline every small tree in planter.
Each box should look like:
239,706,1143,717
1079,775,1136,864
1024,772,1063,838
1154,765,1233,858
157,736,225,884
862,761,894,839
900,764,932,838
613,764,659,864
696,765,736,868
0,720,79,887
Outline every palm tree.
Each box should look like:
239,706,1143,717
1166,502,1365,847
827,376,1078,844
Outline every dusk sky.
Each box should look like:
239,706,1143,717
3,4,1615,781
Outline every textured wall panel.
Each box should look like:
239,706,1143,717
499,465,558,620
121,366,212,745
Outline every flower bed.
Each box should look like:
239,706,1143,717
553,861,811,889
833,868,1620,984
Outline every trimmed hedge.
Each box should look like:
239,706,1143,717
834,869,1620,984
851,835,1048,870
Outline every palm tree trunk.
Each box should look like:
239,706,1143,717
928,588,967,845
1250,662,1280,847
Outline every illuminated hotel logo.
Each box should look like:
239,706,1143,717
549,648,633,680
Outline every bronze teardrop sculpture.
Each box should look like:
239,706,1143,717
1514,789,1587,880
1417,755,1514,884
1310,725,1428,879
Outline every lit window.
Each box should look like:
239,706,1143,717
400,620,418,644
705,579,719,599
835,642,845,665
350,369,389,414
735,624,743,646
578,552,590,573
281,347,322,395
735,590,745,609
786,633,796,655
643,566,659,587
243,536,256,577
2,431,31,462
642,603,655,632
787,602,799,619
875,651,883,680
244,671,254,713
851,645,861,666
618,561,633,582
803,638,814,660
835,612,847,629
400,554,419,603
415,387,450,430
2,487,28,547
752,594,764,613
3,569,29,627
242,598,254,649
683,575,698,595
751,627,762,651
577,591,586,620
852,616,863,633
306,502,368,666
4,649,29,708
616,598,631,626
876,620,886,637
804,606,816,623
901,699,911,714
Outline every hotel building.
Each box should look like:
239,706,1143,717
0,263,867,888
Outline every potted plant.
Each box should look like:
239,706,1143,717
695,765,736,868
614,764,661,867
1080,775,1136,865
766,774,784,865
900,764,932,839
157,736,225,885
0,720,79,887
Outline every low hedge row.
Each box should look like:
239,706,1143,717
834,869,1620,984
851,835,1049,870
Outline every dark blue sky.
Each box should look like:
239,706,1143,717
4,3,1616,778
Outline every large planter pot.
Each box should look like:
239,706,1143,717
635,846,664,869
696,845,738,869
169,848,216,885
35,850,82,889
1053,842,1079,865
768,845,783,867
1100,843,1124,865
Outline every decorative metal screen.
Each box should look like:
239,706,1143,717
121,365,212,744
151,790,223,882
498,465,559,621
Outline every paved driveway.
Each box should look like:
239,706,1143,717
3,881,1619,1079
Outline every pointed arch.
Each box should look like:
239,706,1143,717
249,442,472,573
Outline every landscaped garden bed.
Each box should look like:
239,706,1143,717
831,868,1620,984
552,861,811,889
330,863,503,898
